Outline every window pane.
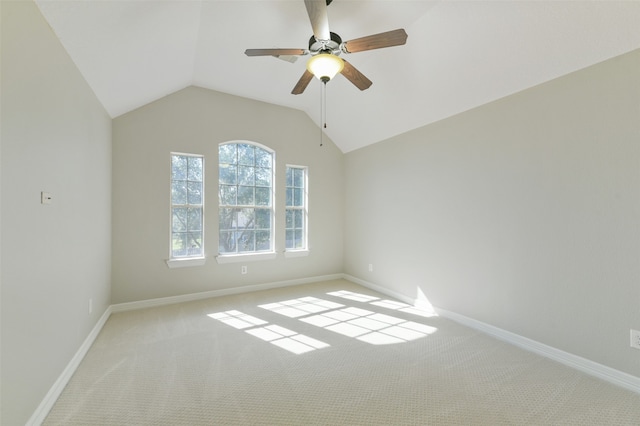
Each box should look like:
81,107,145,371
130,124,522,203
293,188,303,207
172,208,187,232
294,168,303,187
255,187,270,206
188,157,203,181
286,188,293,207
219,185,237,206
219,231,236,253
238,144,255,166
219,208,237,231
286,167,293,187
256,230,270,251
255,167,271,187
238,166,255,186
294,230,303,249
219,144,237,164
187,181,202,204
285,209,293,229
187,208,202,231
286,229,294,249
187,232,203,256
238,208,255,229
294,209,303,228
172,233,187,257
238,231,255,252
256,209,270,229
237,186,254,205
219,165,237,185
172,156,187,180
172,181,187,204
255,148,272,168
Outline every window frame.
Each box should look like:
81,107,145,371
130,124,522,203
285,164,309,257
167,152,206,268
216,141,276,263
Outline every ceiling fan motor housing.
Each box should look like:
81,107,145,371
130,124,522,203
309,32,342,56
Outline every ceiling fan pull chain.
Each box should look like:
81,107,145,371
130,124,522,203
320,81,327,146
323,81,327,128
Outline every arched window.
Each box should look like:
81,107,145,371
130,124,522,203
218,142,274,255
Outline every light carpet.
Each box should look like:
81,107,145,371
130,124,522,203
44,279,640,425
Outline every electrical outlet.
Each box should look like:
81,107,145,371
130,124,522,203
631,329,640,350
368,263,373,272
241,265,248,275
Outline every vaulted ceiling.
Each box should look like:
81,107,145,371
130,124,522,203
35,0,640,153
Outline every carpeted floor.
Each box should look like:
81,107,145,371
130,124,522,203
44,279,640,425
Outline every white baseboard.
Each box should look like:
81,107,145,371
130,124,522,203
111,274,343,313
28,273,343,424
31,272,639,425
436,307,640,394
342,273,422,306
26,306,113,426
343,274,640,395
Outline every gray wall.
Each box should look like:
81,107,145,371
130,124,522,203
111,86,344,304
1,1,112,424
344,49,640,377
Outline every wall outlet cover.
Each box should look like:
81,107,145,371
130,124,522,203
630,329,640,350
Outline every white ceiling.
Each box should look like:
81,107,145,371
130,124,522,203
35,0,640,153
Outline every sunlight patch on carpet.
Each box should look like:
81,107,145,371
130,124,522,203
328,290,437,318
258,297,344,318
261,296,438,345
208,310,330,355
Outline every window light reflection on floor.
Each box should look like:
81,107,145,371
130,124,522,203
261,297,438,345
302,306,437,345
326,290,379,303
328,290,437,318
207,310,267,329
208,310,330,355
246,324,329,354
258,296,344,318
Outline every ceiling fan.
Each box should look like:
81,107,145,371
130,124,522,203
244,0,408,95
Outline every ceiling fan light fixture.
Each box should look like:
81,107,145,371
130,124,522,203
307,53,344,83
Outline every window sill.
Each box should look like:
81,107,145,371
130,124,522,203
284,249,309,258
165,257,207,269
216,252,277,264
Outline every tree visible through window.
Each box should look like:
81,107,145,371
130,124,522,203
286,166,307,250
218,142,274,254
171,154,204,258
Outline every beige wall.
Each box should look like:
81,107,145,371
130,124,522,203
344,49,640,377
1,1,112,424
3,1,639,422
111,86,344,304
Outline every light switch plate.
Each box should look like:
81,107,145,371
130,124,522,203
41,192,52,204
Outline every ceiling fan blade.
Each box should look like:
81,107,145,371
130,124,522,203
245,48,307,57
304,0,330,41
276,55,299,64
342,29,408,53
292,70,314,95
340,60,372,91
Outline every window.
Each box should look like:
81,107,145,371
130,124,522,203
170,154,204,259
286,165,307,251
218,142,274,256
